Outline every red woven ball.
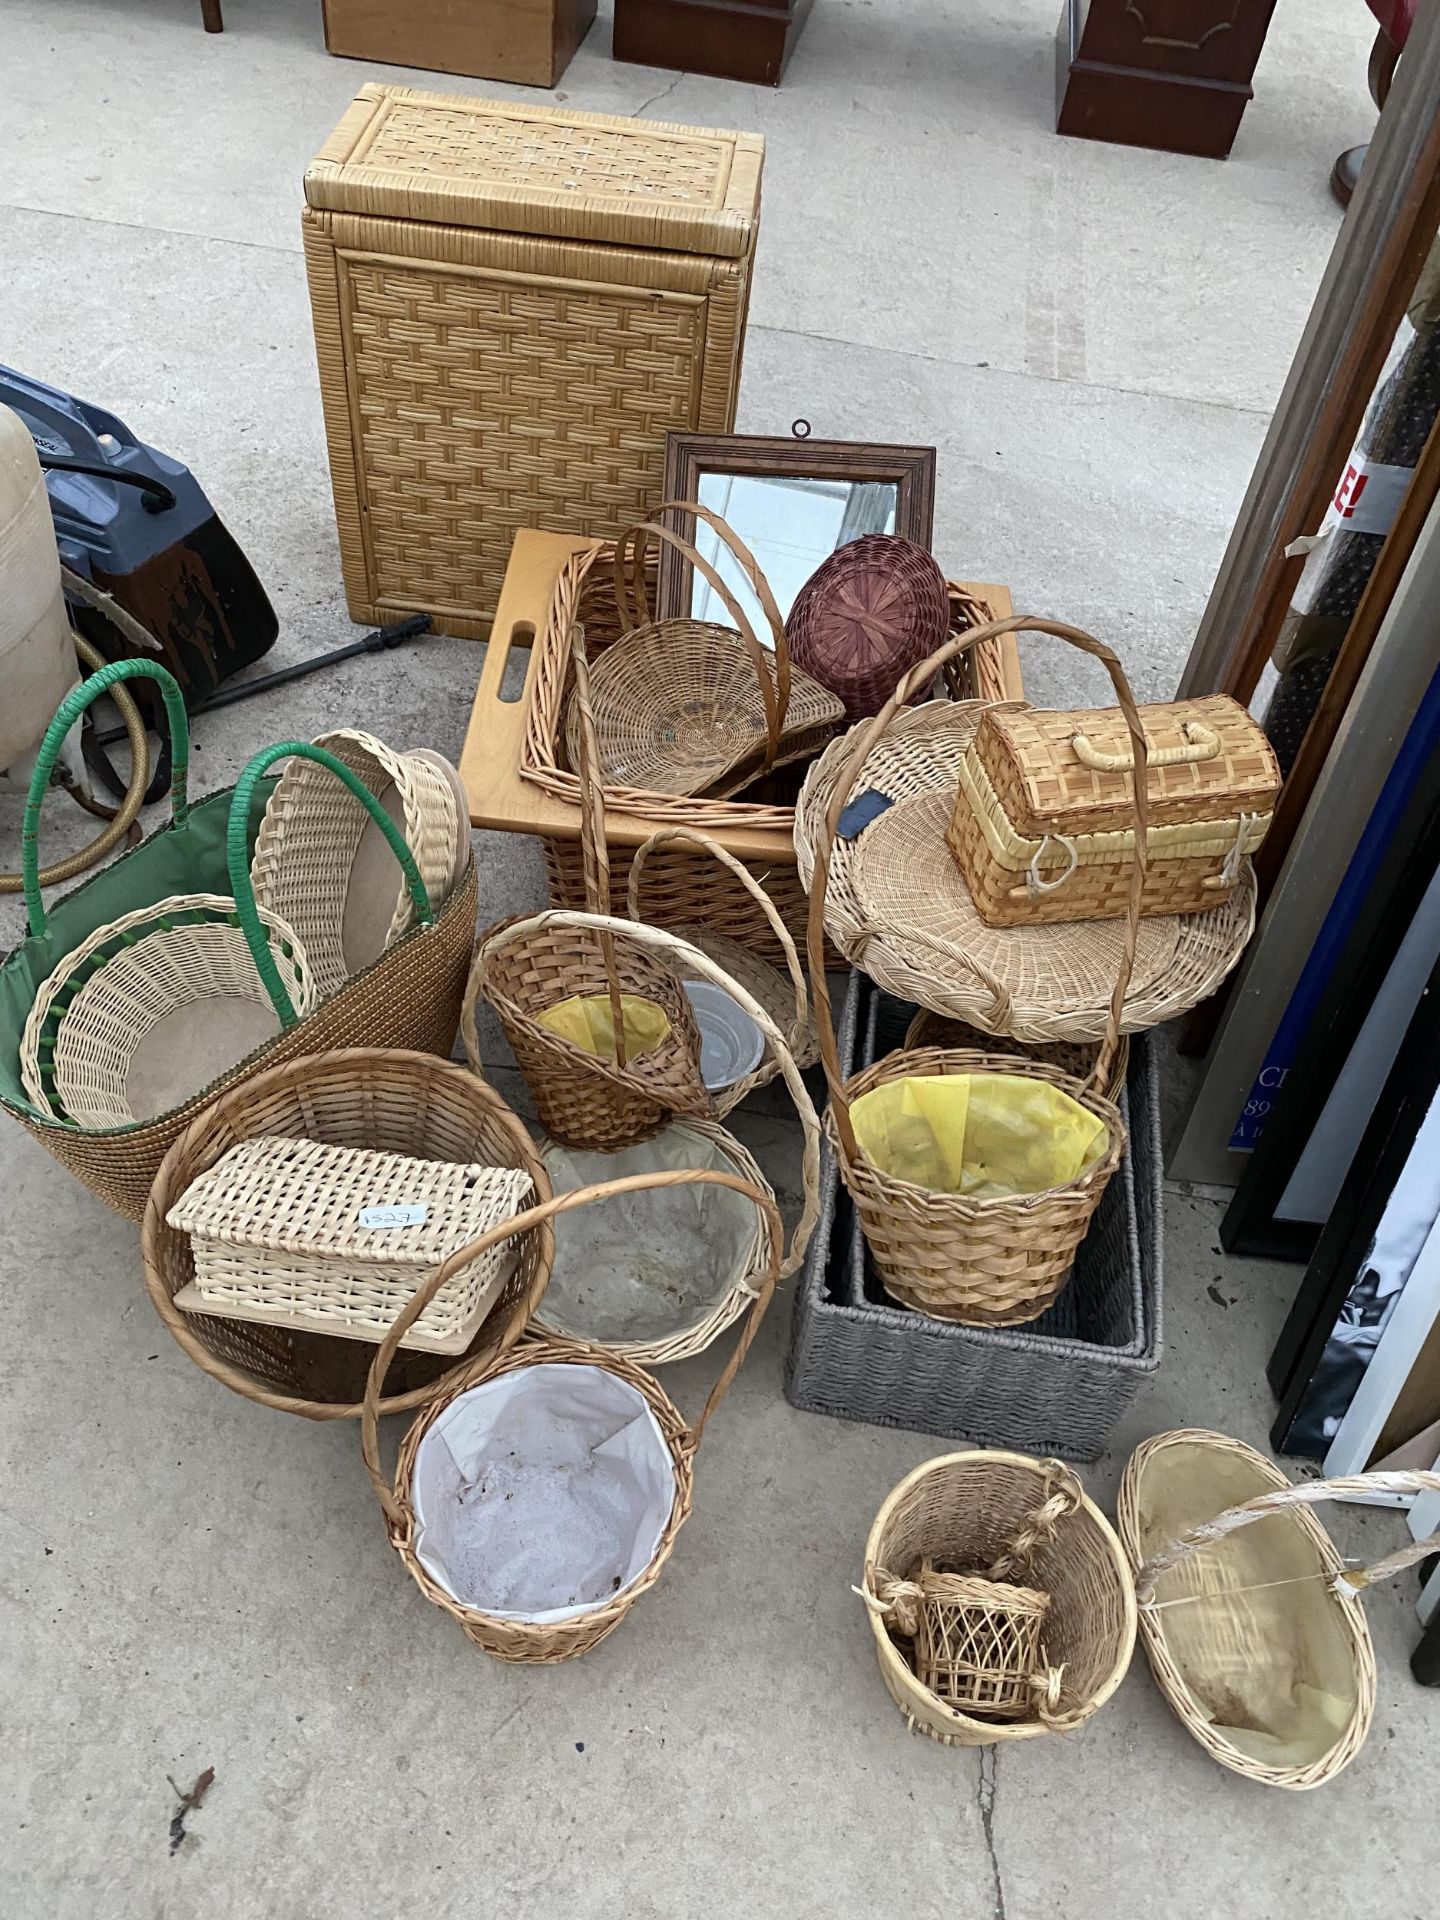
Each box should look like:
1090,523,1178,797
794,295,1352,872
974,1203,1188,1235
785,535,951,720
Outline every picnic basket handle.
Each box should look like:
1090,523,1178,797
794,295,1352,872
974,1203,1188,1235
612,516,786,776
226,742,435,1029
360,1166,783,1529
625,824,810,1056
1072,720,1219,774
1134,1468,1440,1607
477,907,822,1278
22,658,190,937
806,613,1148,1166
568,628,627,1066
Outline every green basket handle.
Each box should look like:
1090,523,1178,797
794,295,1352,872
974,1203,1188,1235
22,659,191,938
226,741,437,1029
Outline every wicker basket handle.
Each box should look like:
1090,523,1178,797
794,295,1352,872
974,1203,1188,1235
478,907,822,1279
612,518,786,777
360,1166,783,1530
226,742,436,1029
21,657,190,937
1072,720,1219,774
624,825,810,1055
1134,1468,1440,1608
567,628,627,1066
654,496,793,715
807,615,1148,1162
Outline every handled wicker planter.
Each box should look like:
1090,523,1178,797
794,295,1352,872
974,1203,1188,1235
467,631,707,1149
0,663,477,1219
143,1048,553,1421
569,503,845,800
362,1165,782,1663
1120,1430,1440,1790
859,1450,1136,1746
806,616,1147,1326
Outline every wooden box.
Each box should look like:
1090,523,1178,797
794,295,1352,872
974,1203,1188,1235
302,86,764,637
612,0,813,88
321,0,597,89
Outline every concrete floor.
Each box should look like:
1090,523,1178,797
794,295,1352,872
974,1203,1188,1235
3,1,1436,1915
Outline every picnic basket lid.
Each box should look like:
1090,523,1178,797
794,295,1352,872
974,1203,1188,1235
305,84,764,259
166,1135,533,1268
977,694,1278,837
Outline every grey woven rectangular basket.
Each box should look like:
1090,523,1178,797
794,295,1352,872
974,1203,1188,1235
783,974,1163,1461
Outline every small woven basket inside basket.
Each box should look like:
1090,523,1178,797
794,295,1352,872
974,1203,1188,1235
861,1451,1135,1747
786,533,950,720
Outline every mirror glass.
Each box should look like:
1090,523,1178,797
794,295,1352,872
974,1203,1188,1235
690,471,899,645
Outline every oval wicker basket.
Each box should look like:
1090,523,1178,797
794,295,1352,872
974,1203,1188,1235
362,1166,783,1664
806,616,1144,1326
567,503,845,800
860,1450,1136,1746
787,533,950,720
143,1049,554,1422
1119,1429,1440,1790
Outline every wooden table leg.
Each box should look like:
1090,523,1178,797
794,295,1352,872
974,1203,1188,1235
201,0,224,31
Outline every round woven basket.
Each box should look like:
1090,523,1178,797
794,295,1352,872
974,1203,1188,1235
19,892,314,1125
142,1049,553,1422
362,1166,782,1663
807,615,1144,1326
860,1451,1136,1746
250,728,460,999
567,503,845,800
1119,1430,1440,1790
786,533,950,720
467,633,707,1148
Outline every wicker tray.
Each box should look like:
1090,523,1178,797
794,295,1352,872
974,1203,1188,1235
783,975,1162,1461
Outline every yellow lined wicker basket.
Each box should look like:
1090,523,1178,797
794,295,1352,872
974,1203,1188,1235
807,616,1145,1326
362,1165,782,1663
1120,1429,1440,1790
167,1135,534,1356
568,505,845,800
860,1451,1135,1746
948,694,1278,927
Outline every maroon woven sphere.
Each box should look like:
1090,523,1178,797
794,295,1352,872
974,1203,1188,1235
786,535,950,720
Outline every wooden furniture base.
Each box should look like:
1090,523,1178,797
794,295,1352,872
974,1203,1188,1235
322,0,598,88
612,0,813,87
1055,0,1279,159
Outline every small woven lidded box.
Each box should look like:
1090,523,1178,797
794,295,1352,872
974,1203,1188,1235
167,1136,533,1356
303,85,763,635
948,693,1279,927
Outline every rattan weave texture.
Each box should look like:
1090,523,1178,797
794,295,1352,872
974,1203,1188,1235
787,534,950,720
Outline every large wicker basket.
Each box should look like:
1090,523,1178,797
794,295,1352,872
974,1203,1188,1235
362,1165,782,1663
860,1450,1136,1746
143,1050,553,1421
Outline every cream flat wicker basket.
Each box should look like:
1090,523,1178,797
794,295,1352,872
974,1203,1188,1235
167,1135,534,1356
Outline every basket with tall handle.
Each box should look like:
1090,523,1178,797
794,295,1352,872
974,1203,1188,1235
1121,1428,1440,1790
361,1165,782,1664
805,616,1148,1325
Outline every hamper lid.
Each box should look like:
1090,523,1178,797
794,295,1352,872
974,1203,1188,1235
305,84,763,259
166,1135,533,1268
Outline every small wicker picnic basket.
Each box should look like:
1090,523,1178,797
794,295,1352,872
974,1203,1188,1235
362,1164,782,1663
1120,1429,1440,1790
806,617,1146,1325
860,1450,1136,1746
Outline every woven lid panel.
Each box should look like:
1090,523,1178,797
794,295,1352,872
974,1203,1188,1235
979,694,1279,836
167,1136,532,1267
306,86,763,258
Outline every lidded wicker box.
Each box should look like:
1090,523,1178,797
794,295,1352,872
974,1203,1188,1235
947,693,1279,927
303,84,764,638
167,1135,534,1355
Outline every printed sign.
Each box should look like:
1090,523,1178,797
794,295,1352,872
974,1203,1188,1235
1322,458,1412,538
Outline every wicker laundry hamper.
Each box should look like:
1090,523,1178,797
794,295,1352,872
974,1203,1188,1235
786,534,951,720
19,893,314,1126
250,728,462,998
143,1050,553,1421
0,664,478,1219
806,617,1149,1325
860,1451,1136,1746
362,1165,782,1663
1120,1430,1440,1790
567,505,845,799
466,633,707,1147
